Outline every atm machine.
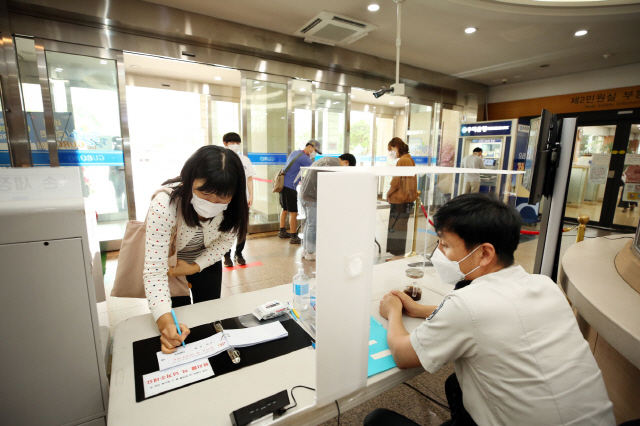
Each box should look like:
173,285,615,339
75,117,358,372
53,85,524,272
456,119,531,206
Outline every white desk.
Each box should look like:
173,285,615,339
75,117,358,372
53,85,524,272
108,257,452,425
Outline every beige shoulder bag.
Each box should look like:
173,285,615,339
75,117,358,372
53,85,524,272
110,188,190,298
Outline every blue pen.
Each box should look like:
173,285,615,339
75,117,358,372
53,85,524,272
171,309,186,348
286,302,298,322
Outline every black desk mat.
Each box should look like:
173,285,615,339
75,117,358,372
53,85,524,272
132,317,313,402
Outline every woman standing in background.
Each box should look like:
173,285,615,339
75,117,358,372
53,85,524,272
386,137,418,256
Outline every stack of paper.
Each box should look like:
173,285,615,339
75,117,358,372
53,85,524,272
156,321,289,371
223,321,288,348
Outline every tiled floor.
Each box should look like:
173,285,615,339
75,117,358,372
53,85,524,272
101,219,623,426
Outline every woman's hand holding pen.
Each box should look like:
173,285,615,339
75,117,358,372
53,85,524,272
157,313,191,354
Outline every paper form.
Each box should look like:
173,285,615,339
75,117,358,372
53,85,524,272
156,332,230,371
143,359,214,398
223,321,288,348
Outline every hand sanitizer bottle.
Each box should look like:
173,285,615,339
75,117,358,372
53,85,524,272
292,263,309,314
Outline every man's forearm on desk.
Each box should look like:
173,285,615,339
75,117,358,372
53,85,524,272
387,310,422,369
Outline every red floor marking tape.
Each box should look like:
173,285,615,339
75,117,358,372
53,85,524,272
253,177,272,183
224,261,263,270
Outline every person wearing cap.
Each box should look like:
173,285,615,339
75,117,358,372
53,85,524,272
279,140,322,244
300,154,354,260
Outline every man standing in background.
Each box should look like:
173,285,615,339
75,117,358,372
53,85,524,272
222,132,254,266
279,140,321,244
461,147,485,194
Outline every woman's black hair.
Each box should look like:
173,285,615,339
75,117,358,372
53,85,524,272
163,145,248,239
339,153,357,166
433,193,522,267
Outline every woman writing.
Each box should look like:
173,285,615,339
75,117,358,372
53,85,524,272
144,145,248,353
386,137,418,256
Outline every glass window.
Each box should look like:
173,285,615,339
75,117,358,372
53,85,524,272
565,125,615,223
315,89,346,155
408,104,433,164
292,80,313,149
245,79,288,228
0,88,9,167
613,123,640,228
350,110,373,165
127,86,206,220
210,100,240,146
46,51,128,241
15,37,49,166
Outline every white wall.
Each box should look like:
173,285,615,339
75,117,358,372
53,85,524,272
488,62,640,104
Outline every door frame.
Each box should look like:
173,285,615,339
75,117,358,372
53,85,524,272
561,108,640,231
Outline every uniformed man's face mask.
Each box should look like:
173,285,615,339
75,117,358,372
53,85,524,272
430,245,482,285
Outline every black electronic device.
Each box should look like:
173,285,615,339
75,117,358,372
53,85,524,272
523,109,563,204
230,390,290,426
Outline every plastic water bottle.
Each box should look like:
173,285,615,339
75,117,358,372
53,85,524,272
310,272,317,329
292,264,309,313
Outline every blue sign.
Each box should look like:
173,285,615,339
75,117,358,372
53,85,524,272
247,152,288,165
461,120,512,137
375,156,388,163
32,150,50,167
58,150,124,166
413,156,437,165
0,151,9,167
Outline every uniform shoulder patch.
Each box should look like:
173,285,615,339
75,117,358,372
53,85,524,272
427,297,448,320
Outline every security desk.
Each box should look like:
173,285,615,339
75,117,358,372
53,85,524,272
108,256,452,425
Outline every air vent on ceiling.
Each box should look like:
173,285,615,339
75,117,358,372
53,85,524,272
294,11,377,46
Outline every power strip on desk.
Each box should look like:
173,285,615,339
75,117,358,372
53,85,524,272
230,390,290,426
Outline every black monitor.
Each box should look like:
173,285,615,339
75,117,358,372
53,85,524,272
522,109,561,205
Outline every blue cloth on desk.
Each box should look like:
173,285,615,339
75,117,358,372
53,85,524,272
368,316,397,377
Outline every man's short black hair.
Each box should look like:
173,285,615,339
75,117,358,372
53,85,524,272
433,193,521,267
473,147,483,153
223,132,242,143
339,153,356,166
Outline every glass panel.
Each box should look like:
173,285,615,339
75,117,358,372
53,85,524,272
349,110,373,165
613,123,640,227
15,37,49,166
315,89,346,155
128,86,208,221
245,79,288,228
433,109,461,207
565,125,615,222
291,80,312,148
0,91,9,167
408,104,432,165
210,100,240,147
375,117,394,165
46,51,128,241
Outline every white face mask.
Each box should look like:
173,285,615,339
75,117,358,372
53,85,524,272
310,151,317,160
430,245,482,285
190,192,229,218
227,144,241,154
389,150,397,160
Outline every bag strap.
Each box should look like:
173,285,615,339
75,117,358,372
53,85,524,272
283,151,304,173
149,187,183,256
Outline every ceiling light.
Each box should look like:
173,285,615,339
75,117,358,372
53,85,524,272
325,100,331,108
54,68,63,72
389,101,395,105
368,4,380,11
465,28,477,34
214,76,222,81
575,30,588,36
99,60,108,65
334,93,341,96
299,88,306,92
